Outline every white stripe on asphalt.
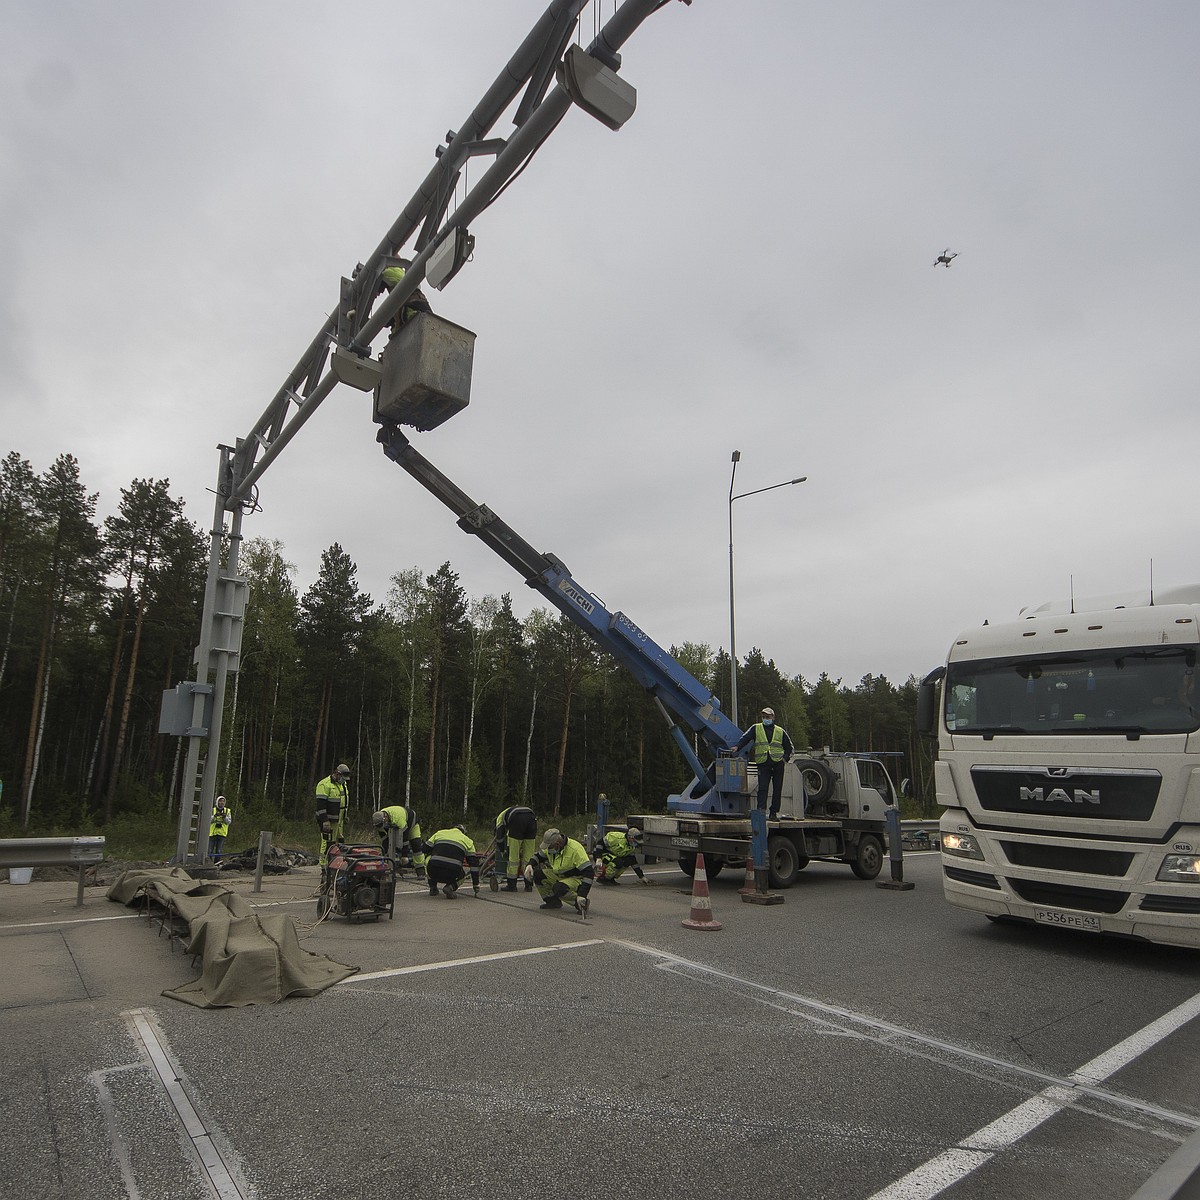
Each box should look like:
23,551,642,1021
346,937,605,983
611,939,1200,1198
867,993,1200,1200
1,913,140,930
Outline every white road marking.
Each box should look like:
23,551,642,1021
867,993,1200,1200
610,939,1200,1198
1,913,140,930
124,1008,252,1200
345,937,604,983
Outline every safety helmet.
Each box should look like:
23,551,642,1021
336,763,351,776
761,707,775,719
372,811,388,830
541,827,566,852
626,826,642,845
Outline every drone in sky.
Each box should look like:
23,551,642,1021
933,248,958,268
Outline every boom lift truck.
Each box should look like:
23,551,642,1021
376,424,895,888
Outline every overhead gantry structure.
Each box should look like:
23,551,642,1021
168,0,694,863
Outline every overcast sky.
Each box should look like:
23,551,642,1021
5,0,1198,695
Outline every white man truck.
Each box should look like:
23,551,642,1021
917,586,1200,949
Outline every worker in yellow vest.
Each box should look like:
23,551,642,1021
423,825,481,899
731,706,795,819
529,828,594,916
315,763,351,867
371,805,427,877
208,796,233,861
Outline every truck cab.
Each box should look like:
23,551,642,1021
919,586,1200,948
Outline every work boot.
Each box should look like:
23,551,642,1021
539,897,563,910
427,885,438,897
442,883,457,899
502,879,519,892
524,880,534,892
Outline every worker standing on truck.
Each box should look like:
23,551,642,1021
530,828,594,915
594,826,648,885
371,805,427,878
315,763,352,867
495,803,538,892
732,707,794,819
207,796,233,861
423,825,481,899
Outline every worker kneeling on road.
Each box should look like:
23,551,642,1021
595,826,648,885
529,828,593,916
495,803,538,892
424,825,481,900
372,805,427,878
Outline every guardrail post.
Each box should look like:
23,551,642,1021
253,831,272,893
876,807,915,892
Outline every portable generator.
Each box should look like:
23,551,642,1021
318,842,396,922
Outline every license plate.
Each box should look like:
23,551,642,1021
670,836,699,850
1034,908,1101,932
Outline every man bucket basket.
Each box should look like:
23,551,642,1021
682,852,722,931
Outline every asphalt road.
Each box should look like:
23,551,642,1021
2,852,1198,1200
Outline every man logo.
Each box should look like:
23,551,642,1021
1020,786,1101,805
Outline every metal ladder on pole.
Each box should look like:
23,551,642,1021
184,756,207,862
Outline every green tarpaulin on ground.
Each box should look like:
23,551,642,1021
108,867,358,1008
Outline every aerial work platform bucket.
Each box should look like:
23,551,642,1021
373,312,476,431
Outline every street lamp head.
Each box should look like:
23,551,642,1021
731,449,741,463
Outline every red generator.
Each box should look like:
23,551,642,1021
318,843,396,922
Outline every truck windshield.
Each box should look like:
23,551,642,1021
945,646,1198,735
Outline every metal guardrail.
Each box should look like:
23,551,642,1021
899,819,941,848
0,836,106,907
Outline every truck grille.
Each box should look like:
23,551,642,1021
971,766,1160,821
1008,879,1127,914
998,841,1134,876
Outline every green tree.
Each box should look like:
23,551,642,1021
385,566,432,808
0,452,36,696
421,562,467,809
807,672,852,750
20,455,103,824
299,543,372,793
96,478,188,817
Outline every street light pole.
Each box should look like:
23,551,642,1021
728,450,742,726
727,454,807,728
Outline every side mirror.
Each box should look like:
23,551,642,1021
916,667,944,738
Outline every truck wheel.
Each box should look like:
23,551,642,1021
795,759,835,804
767,835,801,888
677,853,723,880
850,834,884,880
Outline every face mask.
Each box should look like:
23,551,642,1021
763,719,774,728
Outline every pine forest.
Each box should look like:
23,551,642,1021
0,451,935,849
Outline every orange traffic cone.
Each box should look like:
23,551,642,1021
737,854,758,896
682,853,723,931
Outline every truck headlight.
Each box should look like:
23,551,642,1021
941,831,984,860
1156,854,1200,884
